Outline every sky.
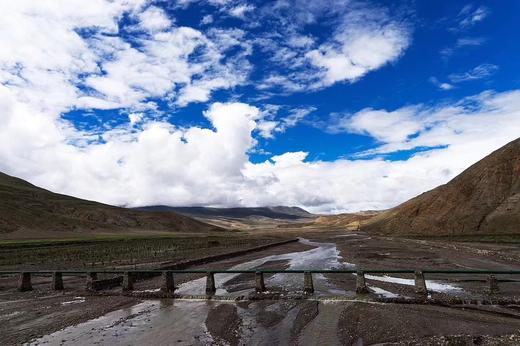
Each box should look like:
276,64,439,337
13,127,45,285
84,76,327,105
1,0,519,213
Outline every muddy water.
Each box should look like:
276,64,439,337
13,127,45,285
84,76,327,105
27,237,464,345
28,300,215,345
176,237,351,296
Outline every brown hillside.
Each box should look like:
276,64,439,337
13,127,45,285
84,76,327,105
314,212,381,230
0,172,221,238
362,138,520,236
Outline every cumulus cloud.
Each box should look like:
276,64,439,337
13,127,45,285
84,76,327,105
0,0,251,119
328,90,520,158
1,0,518,214
2,74,520,213
328,107,423,143
305,14,409,87
254,1,411,91
137,6,172,32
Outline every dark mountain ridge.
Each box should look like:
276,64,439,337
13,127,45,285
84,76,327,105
135,206,313,220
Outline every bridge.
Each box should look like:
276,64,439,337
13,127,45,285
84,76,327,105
1,269,519,299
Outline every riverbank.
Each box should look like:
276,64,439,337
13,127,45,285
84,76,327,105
2,229,520,344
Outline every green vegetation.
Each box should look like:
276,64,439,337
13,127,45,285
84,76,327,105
0,235,279,270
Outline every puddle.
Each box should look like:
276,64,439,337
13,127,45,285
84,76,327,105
364,274,462,293
61,297,86,306
28,300,216,345
368,286,400,298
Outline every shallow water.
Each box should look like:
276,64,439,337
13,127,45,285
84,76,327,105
28,238,348,345
176,237,350,296
364,274,462,293
28,300,215,346
27,237,465,345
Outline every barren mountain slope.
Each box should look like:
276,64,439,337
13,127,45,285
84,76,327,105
0,172,221,237
362,138,520,236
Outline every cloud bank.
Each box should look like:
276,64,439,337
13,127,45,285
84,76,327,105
2,79,520,212
1,1,519,214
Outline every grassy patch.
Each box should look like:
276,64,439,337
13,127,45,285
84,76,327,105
0,234,280,270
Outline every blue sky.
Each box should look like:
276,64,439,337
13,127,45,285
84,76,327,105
1,0,519,213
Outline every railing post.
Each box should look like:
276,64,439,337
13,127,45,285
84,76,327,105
255,271,266,292
488,275,499,294
304,271,314,294
206,272,216,295
414,270,427,295
18,272,32,292
122,272,133,292
356,271,368,294
85,272,98,290
52,271,64,290
161,271,175,293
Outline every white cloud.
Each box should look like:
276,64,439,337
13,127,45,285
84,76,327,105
456,37,486,47
328,107,423,143
429,77,454,91
137,6,172,32
448,63,498,83
128,112,143,125
256,121,279,139
429,63,497,91
440,36,486,59
201,14,214,25
256,2,411,91
1,1,518,215
458,5,489,29
2,76,520,213
256,106,315,139
229,4,255,19
0,0,251,119
306,20,409,87
330,90,520,158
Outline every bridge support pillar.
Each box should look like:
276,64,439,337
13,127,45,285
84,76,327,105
18,272,32,292
161,271,175,293
255,272,266,292
488,275,499,294
85,272,98,290
304,272,314,294
414,271,427,295
122,272,133,292
52,271,64,290
356,271,368,294
206,272,216,295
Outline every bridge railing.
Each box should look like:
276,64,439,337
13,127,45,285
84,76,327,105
1,269,519,295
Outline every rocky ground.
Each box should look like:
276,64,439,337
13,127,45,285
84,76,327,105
1,228,519,345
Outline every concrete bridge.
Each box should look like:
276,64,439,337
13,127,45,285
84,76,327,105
2,269,519,298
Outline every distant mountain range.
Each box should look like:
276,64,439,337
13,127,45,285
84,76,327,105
362,137,520,236
134,206,313,220
2,137,518,239
0,172,220,238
